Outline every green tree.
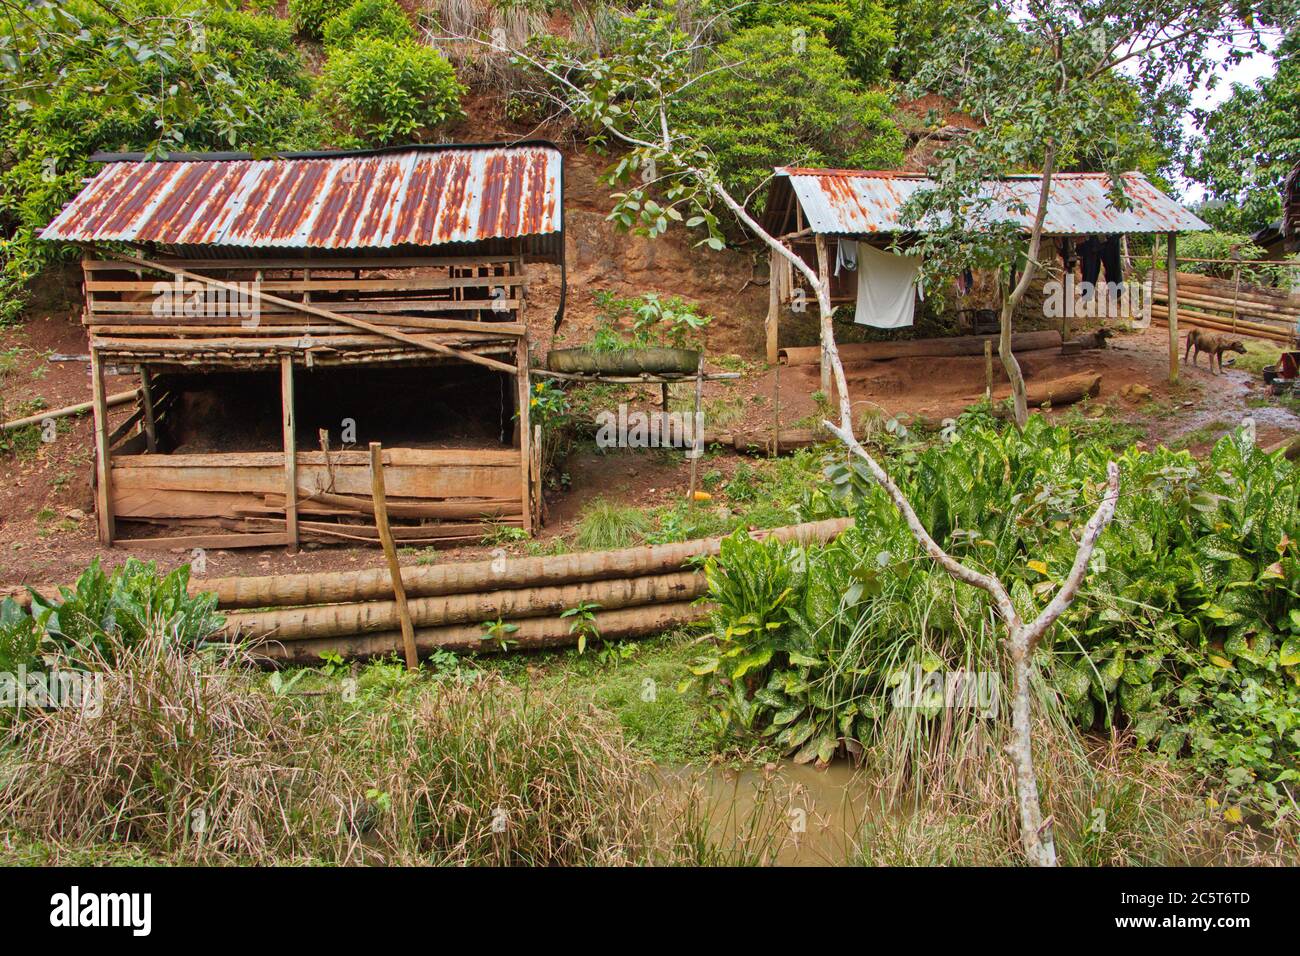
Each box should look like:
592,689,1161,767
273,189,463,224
318,37,466,146
672,24,903,207
0,0,325,324
1184,30,1300,233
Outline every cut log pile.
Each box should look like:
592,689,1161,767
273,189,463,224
202,517,853,666
1152,272,1300,346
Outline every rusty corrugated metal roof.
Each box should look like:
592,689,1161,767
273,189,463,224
39,143,563,248
777,169,1208,236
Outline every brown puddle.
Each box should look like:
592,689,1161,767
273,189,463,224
656,761,887,866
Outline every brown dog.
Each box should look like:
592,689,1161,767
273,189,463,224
1185,329,1246,374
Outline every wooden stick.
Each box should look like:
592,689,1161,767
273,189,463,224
0,388,138,431
984,339,993,400
138,368,158,452
370,443,418,670
281,355,299,554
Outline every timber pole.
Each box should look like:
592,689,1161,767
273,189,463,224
370,442,418,670
1167,234,1179,384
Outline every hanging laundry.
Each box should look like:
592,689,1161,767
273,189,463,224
835,239,858,276
1078,236,1125,293
854,243,921,329
956,268,975,296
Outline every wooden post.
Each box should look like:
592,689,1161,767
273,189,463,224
532,423,544,526
688,354,704,501
516,337,534,535
772,358,780,459
370,442,418,671
815,235,832,398
1167,234,1179,384
280,355,299,554
766,247,780,365
139,365,158,453
89,348,114,545
984,339,993,401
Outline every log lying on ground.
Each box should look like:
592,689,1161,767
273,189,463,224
778,330,1062,366
256,600,708,666
224,570,706,642
196,516,852,609
1,388,138,431
994,373,1101,414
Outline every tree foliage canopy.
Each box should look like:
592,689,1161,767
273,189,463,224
1184,29,1300,233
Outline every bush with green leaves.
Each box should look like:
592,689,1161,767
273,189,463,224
717,0,896,85
17,558,223,666
318,37,466,147
288,0,354,39
697,413,1300,825
322,0,415,50
588,290,713,351
670,25,904,209
0,1,327,325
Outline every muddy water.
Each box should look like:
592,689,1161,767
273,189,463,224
657,761,887,865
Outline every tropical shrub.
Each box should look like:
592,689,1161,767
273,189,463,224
588,290,713,351
718,0,896,85
318,37,466,146
671,25,904,208
21,558,223,666
288,0,354,39
698,413,1300,825
322,0,415,50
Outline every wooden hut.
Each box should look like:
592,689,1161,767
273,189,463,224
761,168,1208,382
39,141,564,551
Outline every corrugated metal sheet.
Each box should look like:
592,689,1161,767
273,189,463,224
777,169,1208,236
39,144,563,249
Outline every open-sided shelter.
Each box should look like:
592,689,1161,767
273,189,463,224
761,168,1209,380
39,141,564,551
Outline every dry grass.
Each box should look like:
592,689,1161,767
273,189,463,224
0,630,770,865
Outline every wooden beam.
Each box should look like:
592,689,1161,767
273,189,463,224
516,337,534,535
1167,234,1179,384
281,355,299,554
370,442,418,671
815,234,831,397
99,251,519,375
139,366,158,452
1,388,137,432
90,350,115,545
766,247,780,365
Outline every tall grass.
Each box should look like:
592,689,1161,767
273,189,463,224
0,629,778,865
574,498,650,550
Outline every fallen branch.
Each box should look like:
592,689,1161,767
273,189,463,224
1,389,138,432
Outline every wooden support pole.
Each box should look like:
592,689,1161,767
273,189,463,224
370,442,418,671
688,354,704,501
815,235,832,397
984,339,993,401
1167,234,1179,384
89,349,114,545
280,355,299,554
139,366,158,453
516,337,534,535
766,247,780,365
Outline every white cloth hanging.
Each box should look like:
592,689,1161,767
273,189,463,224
854,243,921,329
835,239,858,276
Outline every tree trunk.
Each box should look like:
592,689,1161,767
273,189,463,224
999,298,1029,428
1008,640,1056,866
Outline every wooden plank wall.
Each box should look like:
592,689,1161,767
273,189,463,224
110,449,525,549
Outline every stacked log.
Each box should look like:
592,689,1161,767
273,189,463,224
1152,272,1300,346
201,517,853,666
778,330,1062,366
